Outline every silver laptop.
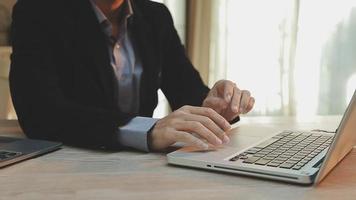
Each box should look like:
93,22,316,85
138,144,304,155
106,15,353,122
168,90,356,185
0,136,62,168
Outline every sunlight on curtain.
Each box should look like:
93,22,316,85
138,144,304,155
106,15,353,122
211,0,356,118
295,0,356,119
210,0,296,116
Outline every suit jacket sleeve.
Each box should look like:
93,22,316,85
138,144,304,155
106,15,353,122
157,4,240,124
158,5,210,111
9,1,131,149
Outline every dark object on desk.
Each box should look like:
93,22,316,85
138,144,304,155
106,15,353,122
0,136,61,168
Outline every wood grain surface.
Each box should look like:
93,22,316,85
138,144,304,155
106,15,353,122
1,116,355,200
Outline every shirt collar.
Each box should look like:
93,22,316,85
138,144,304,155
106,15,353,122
90,0,134,25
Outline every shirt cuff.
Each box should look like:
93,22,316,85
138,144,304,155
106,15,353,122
117,117,158,152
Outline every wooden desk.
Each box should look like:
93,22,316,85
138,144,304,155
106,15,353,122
1,116,356,200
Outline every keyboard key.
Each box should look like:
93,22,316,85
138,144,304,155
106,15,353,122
296,152,308,157
255,159,270,165
282,153,295,157
305,155,315,160
279,147,290,151
292,165,303,170
276,131,292,137
243,157,260,164
272,159,285,164
273,158,286,162
290,132,301,136
278,155,291,159
310,152,320,156
229,153,248,161
297,160,308,165
259,149,273,154
267,162,281,167
289,157,302,162
264,156,277,160
244,148,259,154
229,157,238,161
284,144,294,148
286,160,298,164
279,162,295,169
301,158,312,163
300,150,312,155
291,155,304,160
272,150,285,155
255,138,279,149
254,153,267,157
268,152,280,156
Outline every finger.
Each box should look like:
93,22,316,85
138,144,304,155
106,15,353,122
223,81,235,102
183,113,230,144
245,97,255,113
221,107,239,123
183,106,231,131
175,121,222,146
203,96,228,114
173,131,209,150
239,90,251,114
230,87,242,113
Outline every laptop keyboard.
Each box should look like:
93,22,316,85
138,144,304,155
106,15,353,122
229,131,333,170
0,150,22,161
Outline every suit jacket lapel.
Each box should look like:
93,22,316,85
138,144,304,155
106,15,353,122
129,2,160,115
70,0,118,106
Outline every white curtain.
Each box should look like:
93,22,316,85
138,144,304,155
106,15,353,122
209,0,356,118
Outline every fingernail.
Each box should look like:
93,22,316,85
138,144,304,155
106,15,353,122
239,108,244,113
200,143,209,150
216,138,223,145
223,135,230,144
233,106,239,112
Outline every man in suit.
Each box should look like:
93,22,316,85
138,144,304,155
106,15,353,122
10,0,255,151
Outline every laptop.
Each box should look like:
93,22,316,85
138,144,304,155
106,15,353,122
0,136,62,168
168,90,356,185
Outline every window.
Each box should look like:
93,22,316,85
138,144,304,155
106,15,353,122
210,0,356,118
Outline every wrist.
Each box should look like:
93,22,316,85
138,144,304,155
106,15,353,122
147,123,157,152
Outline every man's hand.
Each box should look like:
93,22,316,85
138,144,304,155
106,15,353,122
203,80,255,122
149,80,254,151
150,105,231,151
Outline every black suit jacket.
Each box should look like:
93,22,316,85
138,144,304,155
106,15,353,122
10,0,210,149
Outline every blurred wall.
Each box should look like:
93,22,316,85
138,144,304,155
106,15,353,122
0,0,16,119
0,0,16,45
